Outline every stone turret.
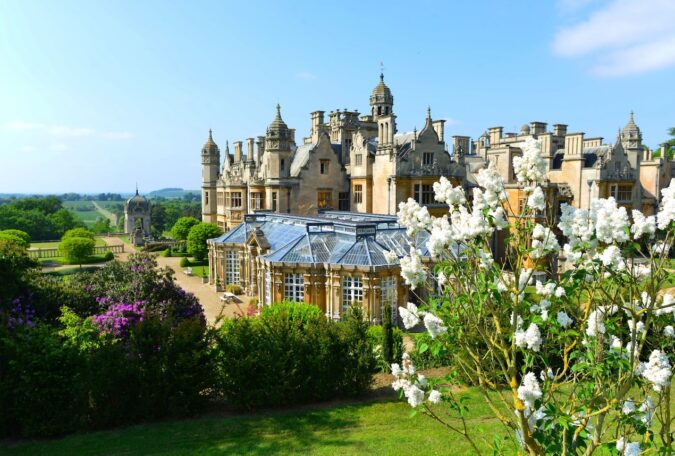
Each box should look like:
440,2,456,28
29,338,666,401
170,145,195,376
201,129,220,222
370,73,394,119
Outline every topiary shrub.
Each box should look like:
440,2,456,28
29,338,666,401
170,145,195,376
225,283,243,295
367,324,404,373
179,257,189,268
103,251,114,261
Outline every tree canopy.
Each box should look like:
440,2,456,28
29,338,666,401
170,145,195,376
59,237,95,267
170,216,200,241
186,223,223,261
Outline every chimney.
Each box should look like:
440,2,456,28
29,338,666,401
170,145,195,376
564,132,584,156
255,136,265,163
553,124,568,137
233,141,243,162
289,128,296,143
452,136,470,161
488,127,503,145
246,138,254,162
432,119,445,142
530,122,548,135
311,111,325,142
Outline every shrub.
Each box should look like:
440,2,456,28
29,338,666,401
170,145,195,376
367,324,404,373
213,303,375,409
59,236,95,266
225,283,243,295
103,251,114,261
0,229,31,247
179,257,189,268
161,248,171,257
408,331,454,371
62,227,95,241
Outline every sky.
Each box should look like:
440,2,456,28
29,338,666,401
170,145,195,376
1,0,674,194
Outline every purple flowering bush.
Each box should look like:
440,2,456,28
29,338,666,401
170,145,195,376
92,301,145,337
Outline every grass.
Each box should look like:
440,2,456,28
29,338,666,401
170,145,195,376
38,254,111,266
62,201,109,227
31,237,106,249
180,258,209,278
118,235,131,245
0,394,515,456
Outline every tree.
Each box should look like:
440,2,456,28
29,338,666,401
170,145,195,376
91,218,112,234
48,208,81,236
150,204,166,235
0,238,37,303
382,303,394,365
62,227,95,241
58,237,95,268
186,223,222,261
0,229,31,247
170,216,200,241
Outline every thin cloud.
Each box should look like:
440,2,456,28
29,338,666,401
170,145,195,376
48,143,69,152
552,0,675,77
296,71,316,80
4,121,133,140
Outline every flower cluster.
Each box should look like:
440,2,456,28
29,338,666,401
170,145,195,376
512,138,547,185
93,301,145,338
397,198,431,236
530,224,560,259
657,179,675,230
391,353,442,407
517,372,542,410
640,349,672,392
398,302,448,338
433,176,465,207
6,297,36,330
399,250,427,290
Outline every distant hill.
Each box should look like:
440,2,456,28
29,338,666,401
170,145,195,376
146,188,200,199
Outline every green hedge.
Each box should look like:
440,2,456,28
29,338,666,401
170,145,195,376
213,302,375,409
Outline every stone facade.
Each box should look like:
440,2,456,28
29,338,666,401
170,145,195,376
201,74,464,231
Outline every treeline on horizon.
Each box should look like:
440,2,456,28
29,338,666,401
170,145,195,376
0,194,202,241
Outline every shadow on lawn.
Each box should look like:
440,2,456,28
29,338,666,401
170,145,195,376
1,401,368,456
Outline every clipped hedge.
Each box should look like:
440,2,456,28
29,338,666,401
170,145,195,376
213,302,375,409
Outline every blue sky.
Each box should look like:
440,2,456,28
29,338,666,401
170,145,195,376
1,0,674,193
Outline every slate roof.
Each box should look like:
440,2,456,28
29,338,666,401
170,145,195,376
210,211,429,267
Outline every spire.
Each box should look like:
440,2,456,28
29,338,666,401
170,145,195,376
208,128,213,141
275,103,282,119
427,106,432,120
135,183,138,196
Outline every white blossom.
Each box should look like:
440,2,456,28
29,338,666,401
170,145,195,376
474,162,506,209
512,138,547,184
531,224,560,259
436,271,447,288
428,390,442,404
517,372,542,410
622,400,636,415
400,249,427,290
631,209,656,240
423,312,447,339
556,311,573,328
658,178,675,230
397,198,431,236
383,250,398,265
596,245,625,272
665,326,675,338
433,176,466,208
527,186,546,211
399,302,421,329
586,309,607,338
524,323,542,352
651,240,669,256
609,335,623,352
641,349,672,392
405,384,425,408
616,438,640,456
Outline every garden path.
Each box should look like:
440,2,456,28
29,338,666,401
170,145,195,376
101,236,247,324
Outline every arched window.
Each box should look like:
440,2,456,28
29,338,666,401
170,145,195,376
377,106,382,115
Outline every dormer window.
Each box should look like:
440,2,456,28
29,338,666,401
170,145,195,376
423,152,434,166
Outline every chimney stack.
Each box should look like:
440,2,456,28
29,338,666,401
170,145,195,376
246,138,254,162
553,124,568,137
255,136,265,163
530,122,548,135
432,119,445,142
233,141,243,162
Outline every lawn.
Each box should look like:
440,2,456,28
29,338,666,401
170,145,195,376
62,201,108,227
0,394,516,456
31,237,106,249
37,253,111,266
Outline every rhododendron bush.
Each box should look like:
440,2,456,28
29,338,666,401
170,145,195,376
391,137,675,455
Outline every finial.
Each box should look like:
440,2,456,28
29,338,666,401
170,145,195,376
135,183,139,196
225,140,229,151
427,106,431,119
208,128,213,140
276,103,281,117
380,61,384,81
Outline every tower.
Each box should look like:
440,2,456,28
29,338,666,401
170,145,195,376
201,129,220,223
621,111,643,170
262,104,294,213
370,73,394,119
